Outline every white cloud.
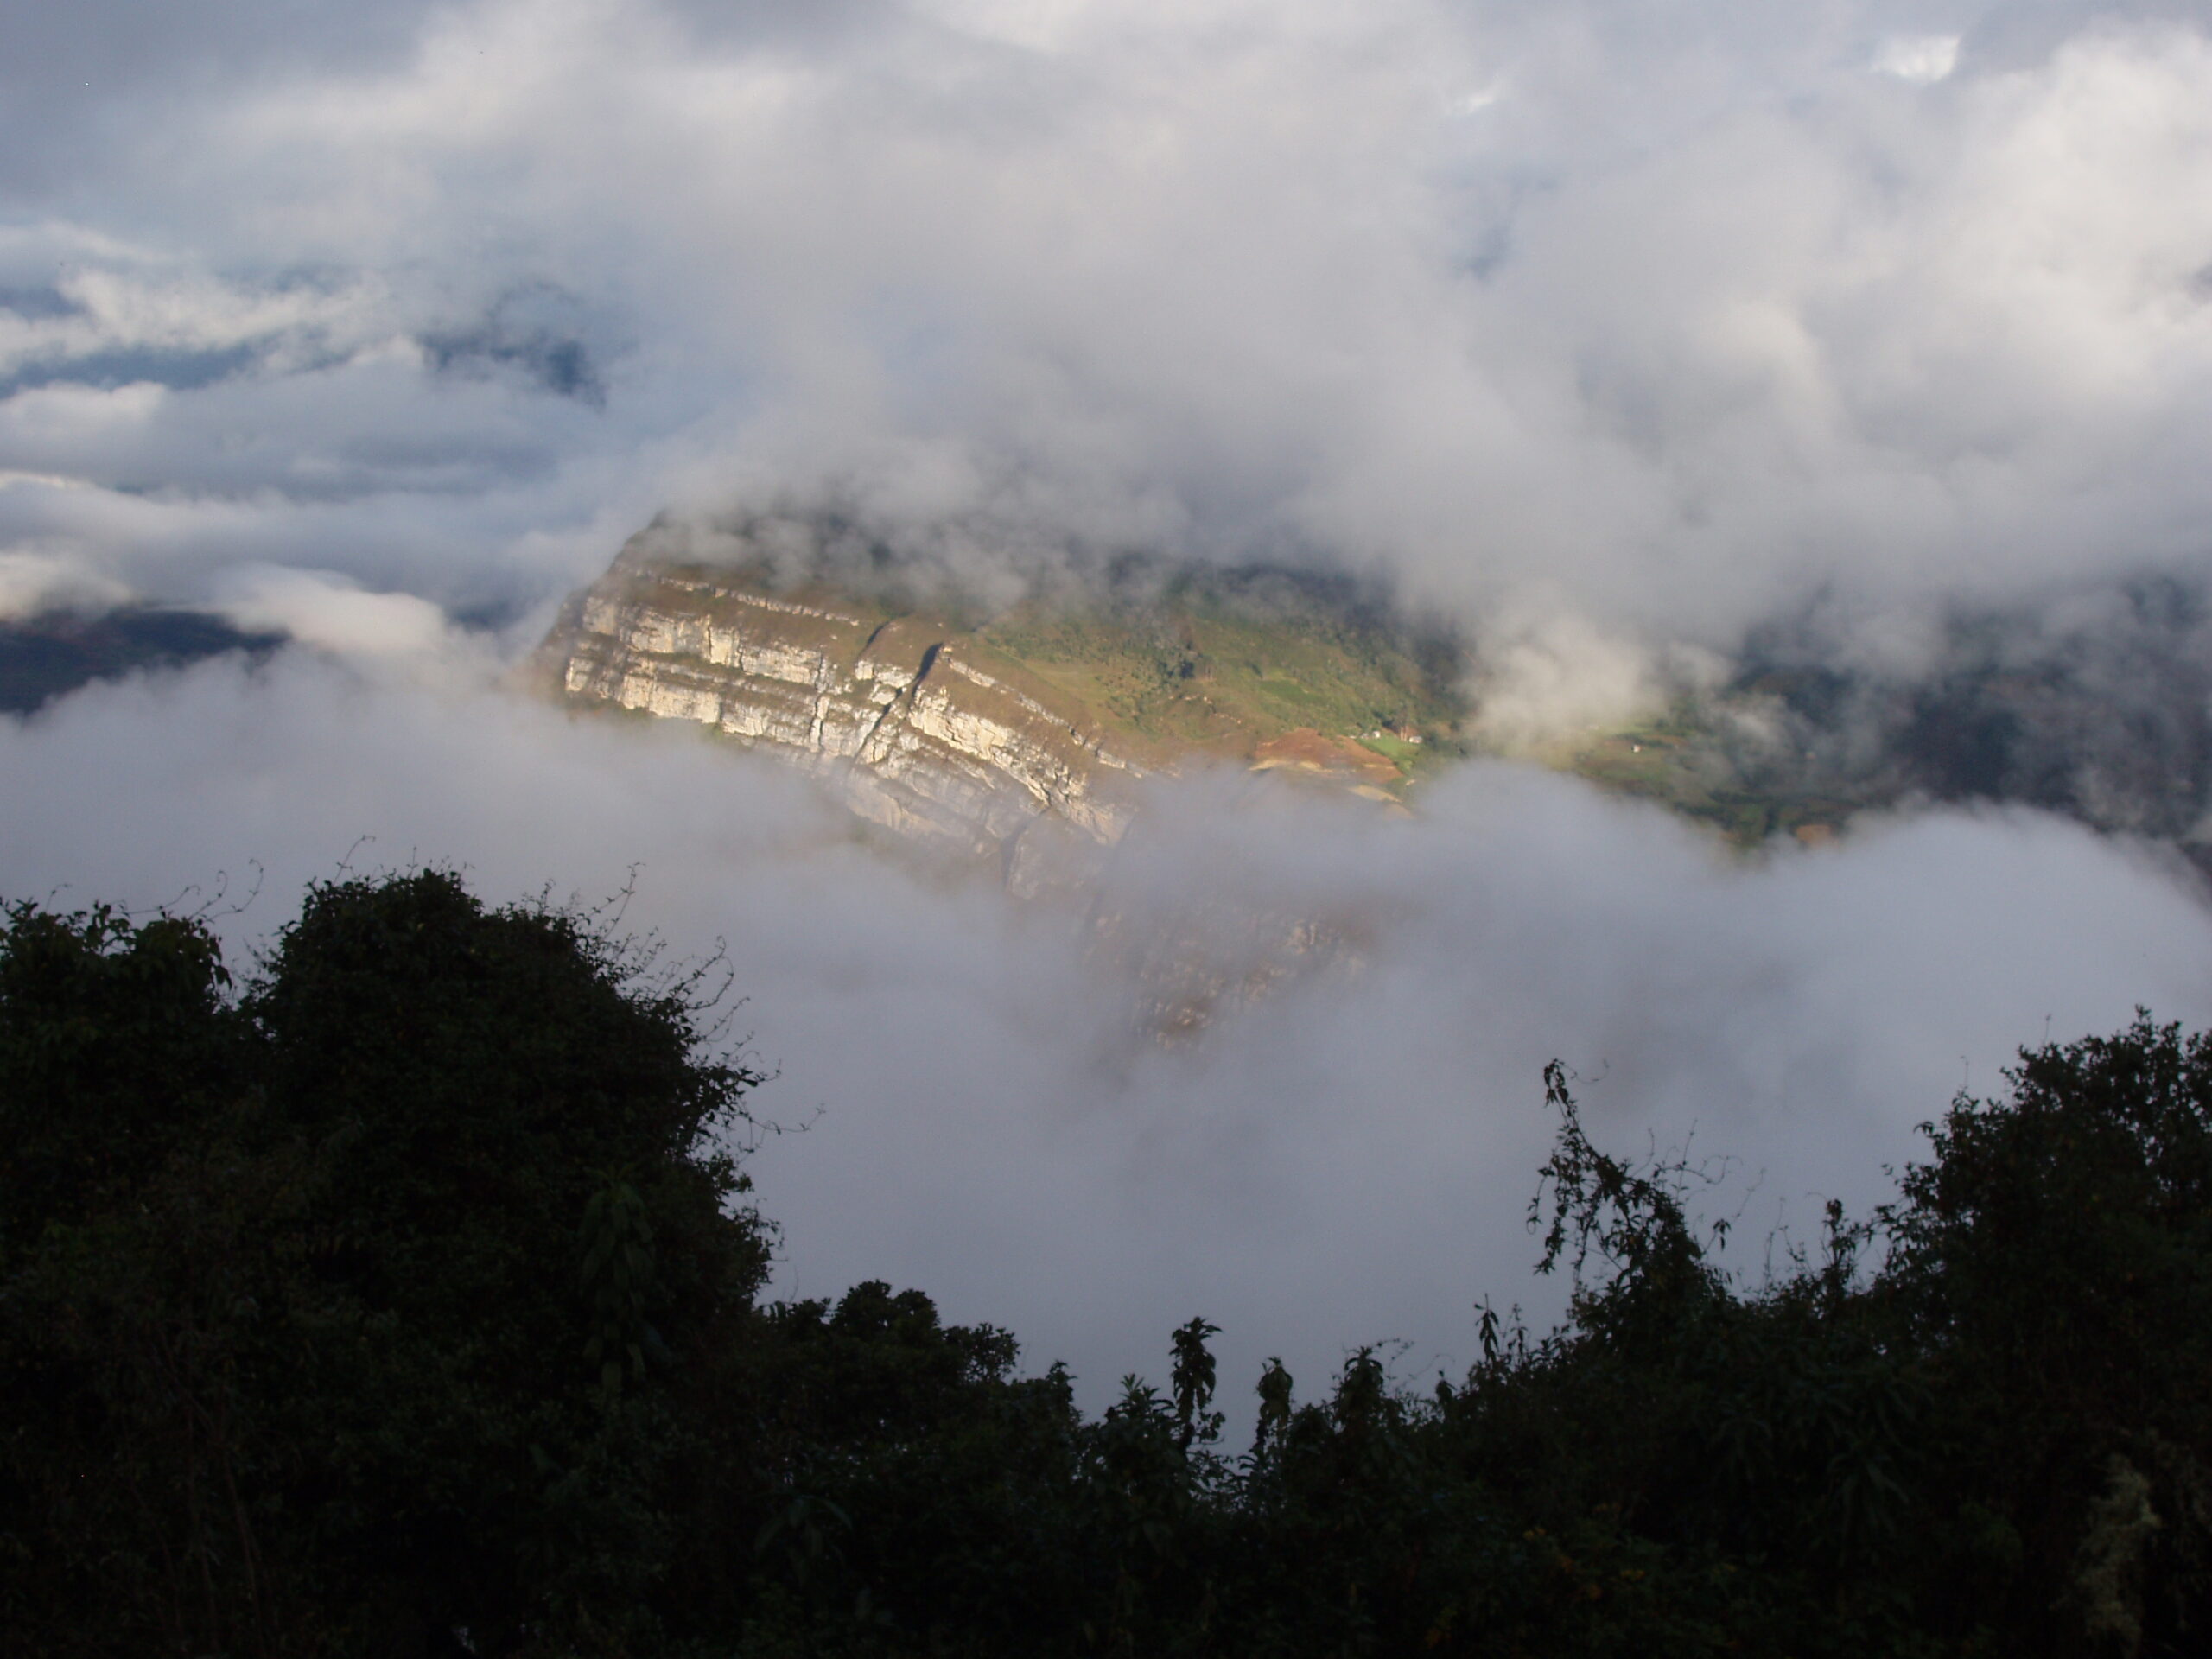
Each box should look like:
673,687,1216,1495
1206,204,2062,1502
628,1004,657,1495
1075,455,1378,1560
1874,34,1961,84
0,382,168,452
0,549,130,620
5,0,2212,1395
211,565,454,657
2,650,2204,1402
1468,607,1662,750
3,2,2209,650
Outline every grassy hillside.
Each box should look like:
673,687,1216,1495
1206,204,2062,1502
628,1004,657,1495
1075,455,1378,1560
1537,703,1877,847
593,540,2212,849
979,592,1459,771
690,556,1474,798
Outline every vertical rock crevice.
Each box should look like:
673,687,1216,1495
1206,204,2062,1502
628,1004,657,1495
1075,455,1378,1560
544,551,1143,867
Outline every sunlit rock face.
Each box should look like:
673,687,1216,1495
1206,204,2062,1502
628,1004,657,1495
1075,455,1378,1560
543,539,1367,1035
546,535,1147,890
541,519,1478,1034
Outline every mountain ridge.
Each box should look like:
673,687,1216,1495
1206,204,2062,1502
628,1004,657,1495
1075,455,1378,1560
543,523,2212,888
540,526,1469,886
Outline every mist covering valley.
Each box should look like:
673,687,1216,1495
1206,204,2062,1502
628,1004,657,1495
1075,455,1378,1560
4,0,2212,1408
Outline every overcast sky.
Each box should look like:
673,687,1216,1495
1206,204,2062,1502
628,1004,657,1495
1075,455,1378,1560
7,1,2212,634
4,0,2211,1405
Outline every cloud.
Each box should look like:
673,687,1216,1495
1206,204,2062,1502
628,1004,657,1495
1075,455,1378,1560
1874,35,1961,84
1467,607,1669,751
0,546,130,620
210,565,454,657
6,0,2212,1402
2,1,2208,652
2,646,2207,1405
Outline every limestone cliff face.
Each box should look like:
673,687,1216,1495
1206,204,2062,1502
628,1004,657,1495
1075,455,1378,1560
546,543,1147,880
542,535,1411,1037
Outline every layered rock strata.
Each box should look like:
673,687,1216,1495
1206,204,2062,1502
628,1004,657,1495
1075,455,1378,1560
543,537,1439,1038
546,543,1147,883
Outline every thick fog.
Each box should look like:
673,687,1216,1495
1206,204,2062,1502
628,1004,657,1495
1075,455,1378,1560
5,0,2212,1402
3,641,2203,1402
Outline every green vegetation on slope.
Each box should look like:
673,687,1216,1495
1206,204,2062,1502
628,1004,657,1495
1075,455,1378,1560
667,555,1471,792
1538,702,1878,846
6,870,2210,1656
976,575,1464,779
627,554,2128,840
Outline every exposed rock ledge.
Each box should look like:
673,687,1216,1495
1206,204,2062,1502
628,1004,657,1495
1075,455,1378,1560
542,535,1148,894
540,531,1427,1035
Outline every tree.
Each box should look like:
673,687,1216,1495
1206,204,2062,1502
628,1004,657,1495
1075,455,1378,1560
1169,1318,1222,1452
0,871,771,1656
1878,1014,2212,1653
10,875,2212,1657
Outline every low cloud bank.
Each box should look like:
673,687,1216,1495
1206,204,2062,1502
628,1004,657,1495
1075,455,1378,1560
2,644,2202,1405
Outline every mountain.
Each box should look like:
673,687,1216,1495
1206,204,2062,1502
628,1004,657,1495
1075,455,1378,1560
540,524,1465,893
543,524,2212,885
542,528,2212,1029
0,608,281,715
1548,588,2212,866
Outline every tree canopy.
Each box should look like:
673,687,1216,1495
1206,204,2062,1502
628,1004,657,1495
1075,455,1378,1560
3,871,2208,1656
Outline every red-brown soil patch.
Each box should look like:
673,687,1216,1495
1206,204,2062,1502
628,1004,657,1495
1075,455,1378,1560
1251,728,1401,785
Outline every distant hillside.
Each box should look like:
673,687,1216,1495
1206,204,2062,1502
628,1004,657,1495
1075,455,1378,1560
542,530,1469,882
1548,587,2212,861
547,524,2212,874
0,608,281,715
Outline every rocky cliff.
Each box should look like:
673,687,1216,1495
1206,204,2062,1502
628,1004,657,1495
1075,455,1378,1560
543,527,1466,878
545,536,1164,892
539,528,1465,1030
